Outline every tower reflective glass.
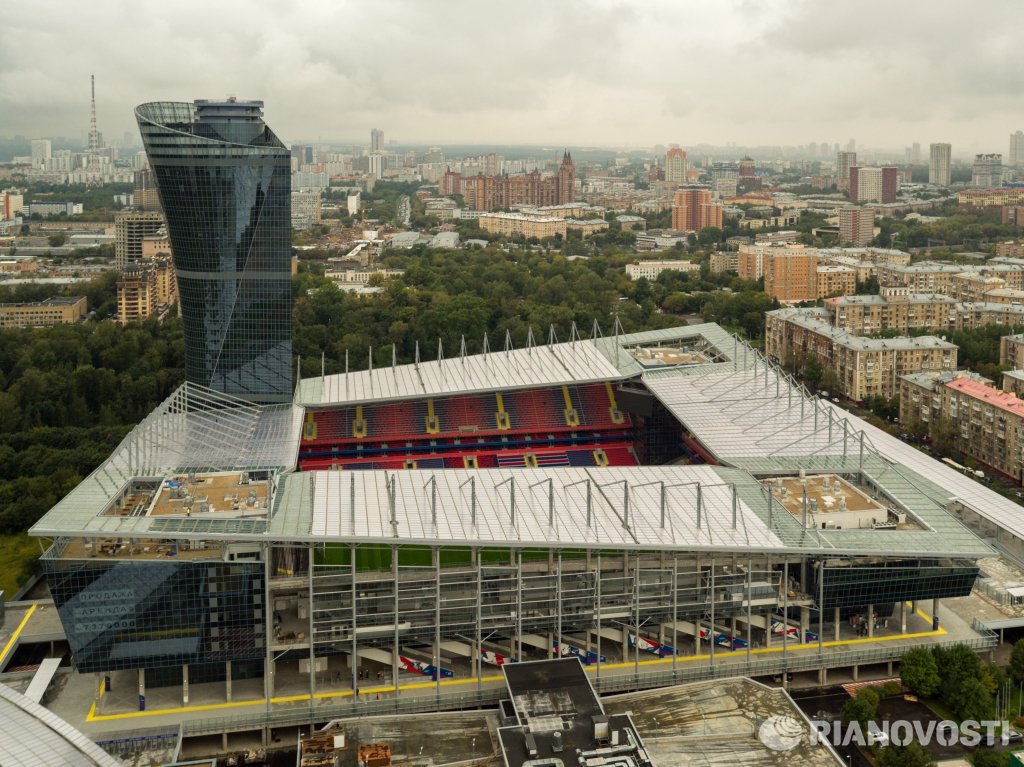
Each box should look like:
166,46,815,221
136,99,292,403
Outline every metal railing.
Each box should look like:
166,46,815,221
180,630,997,737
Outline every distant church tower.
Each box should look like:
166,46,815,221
557,151,576,204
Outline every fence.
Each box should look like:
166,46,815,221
181,630,998,737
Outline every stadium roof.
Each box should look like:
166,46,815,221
0,683,119,767
25,321,1006,558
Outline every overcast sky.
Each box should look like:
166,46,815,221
2,0,1022,156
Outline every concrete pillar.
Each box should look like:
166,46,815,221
138,668,145,711
222,732,228,751
867,605,874,638
267,657,275,697
182,663,189,705
819,667,827,685
900,601,907,634
800,607,810,644
765,617,772,648
834,608,841,641
932,598,940,631
225,661,232,702
852,664,859,681
887,661,893,676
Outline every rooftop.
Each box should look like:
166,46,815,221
945,377,1024,417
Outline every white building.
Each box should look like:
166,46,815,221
292,171,328,191
31,139,52,169
1011,131,1024,168
291,190,321,230
973,154,1003,188
626,259,700,280
929,143,951,186
854,167,883,203
347,191,361,217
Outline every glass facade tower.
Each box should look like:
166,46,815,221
135,99,292,403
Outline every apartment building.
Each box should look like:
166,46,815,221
117,257,178,325
0,296,87,328
815,265,857,298
1003,370,1024,399
952,272,1006,302
838,208,876,247
900,371,1024,482
996,242,1024,259
709,251,739,274
114,211,164,268
877,262,973,294
625,259,701,280
1001,334,1024,368
766,308,957,401
823,293,958,334
670,187,723,232
764,247,819,301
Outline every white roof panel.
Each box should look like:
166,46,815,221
305,465,782,552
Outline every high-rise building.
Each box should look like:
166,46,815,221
136,98,293,403
881,166,899,204
929,143,951,186
371,128,384,153
1011,131,1024,168
114,211,164,268
31,139,52,168
972,154,1003,188
665,147,688,185
836,151,857,188
839,207,875,246
133,169,162,213
670,187,723,231
848,166,861,201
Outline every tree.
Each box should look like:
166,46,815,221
803,354,823,390
1009,638,1024,683
875,742,935,767
841,696,876,730
955,677,996,722
900,647,941,697
933,644,983,704
973,749,1011,767
47,233,67,247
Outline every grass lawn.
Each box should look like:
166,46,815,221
0,534,40,599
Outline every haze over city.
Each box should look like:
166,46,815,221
2,0,1023,152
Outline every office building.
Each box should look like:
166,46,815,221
929,143,951,186
0,296,88,328
972,154,1003,188
136,98,293,403
670,187,723,232
29,322,999,727
766,308,957,400
114,211,164,268
371,128,384,153
838,207,875,246
665,147,687,185
1011,131,1024,168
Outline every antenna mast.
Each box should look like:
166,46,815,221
88,74,100,156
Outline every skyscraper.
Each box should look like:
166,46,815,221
371,127,384,153
136,98,293,403
1010,131,1024,167
665,147,687,184
929,143,951,186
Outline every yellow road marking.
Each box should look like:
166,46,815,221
85,606,945,722
0,604,37,667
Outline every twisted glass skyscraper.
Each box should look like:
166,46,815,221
136,99,292,403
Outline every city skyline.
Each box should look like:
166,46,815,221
2,0,1022,152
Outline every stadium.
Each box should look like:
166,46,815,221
29,321,1013,724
